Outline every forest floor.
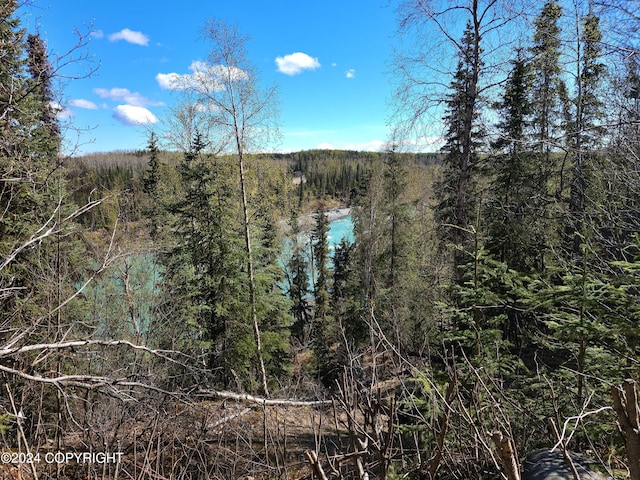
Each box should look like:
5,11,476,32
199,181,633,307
0,398,361,480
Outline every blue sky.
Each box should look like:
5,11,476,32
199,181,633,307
20,0,402,154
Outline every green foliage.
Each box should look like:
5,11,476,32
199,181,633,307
310,204,338,385
332,238,367,345
487,51,547,274
286,212,312,343
155,133,293,390
436,21,484,282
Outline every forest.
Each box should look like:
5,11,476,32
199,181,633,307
2,0,640,478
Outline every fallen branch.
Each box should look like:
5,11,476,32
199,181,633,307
0,339,192,365
197,389,332,407
207,407,252,430
548,419,581,480
550,395,612,453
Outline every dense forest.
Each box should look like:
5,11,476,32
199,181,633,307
2,0,640,478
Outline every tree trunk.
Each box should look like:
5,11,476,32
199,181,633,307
238,150,269,398
612,379,640,480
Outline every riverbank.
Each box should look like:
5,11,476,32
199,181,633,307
297,206,351,232
326,207,351,222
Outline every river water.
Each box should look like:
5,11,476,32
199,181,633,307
327,214,355,250
81,212,355,326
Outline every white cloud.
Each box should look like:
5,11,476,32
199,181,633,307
156,72,181,90
70,98,99,110
345,69,356,79
275,52,320,75
50,102,72,120
113,105,158,126
93,87,163,107
108,28,149,46
156,61,247,92
90,30,104,39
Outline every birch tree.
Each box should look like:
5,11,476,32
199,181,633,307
164,19,280,397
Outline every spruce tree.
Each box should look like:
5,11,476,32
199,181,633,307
1,1,66,318
530,0,569,192
487,49,544,273
332,238,367,346
162,133,248,388
26,32,60,145
436,20,484,282
383,148,408,287
287,212,312,343
566,7,605,258
0,2,91,443
311,205,335,386
142,131,163,239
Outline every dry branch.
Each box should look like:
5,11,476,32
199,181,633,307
426,369,457,479
305,450,329,480
197,389,333,407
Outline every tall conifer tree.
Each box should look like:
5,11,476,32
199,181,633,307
530,0,568,192
436,20,483,282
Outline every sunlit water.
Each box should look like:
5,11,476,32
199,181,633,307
279,214,354,292
327,215,355,250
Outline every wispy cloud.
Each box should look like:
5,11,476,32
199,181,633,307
113,105,158,126
70,98,99,110
93,87,163,107
275,52,320,76
345,69,356,79
108,28,149,46
156,61,247,92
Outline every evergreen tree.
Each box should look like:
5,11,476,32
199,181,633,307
332,238,367,346
0,2,92,443
1,1,66,319
286,212,312,343
142,131,162,238
311,205,335,386
382,148,408,287
162,133,249,388
436,20,484,282
530,0,569,189
487,50,544,273
26,32,60,145
566,6,605,258
485,50,544,347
